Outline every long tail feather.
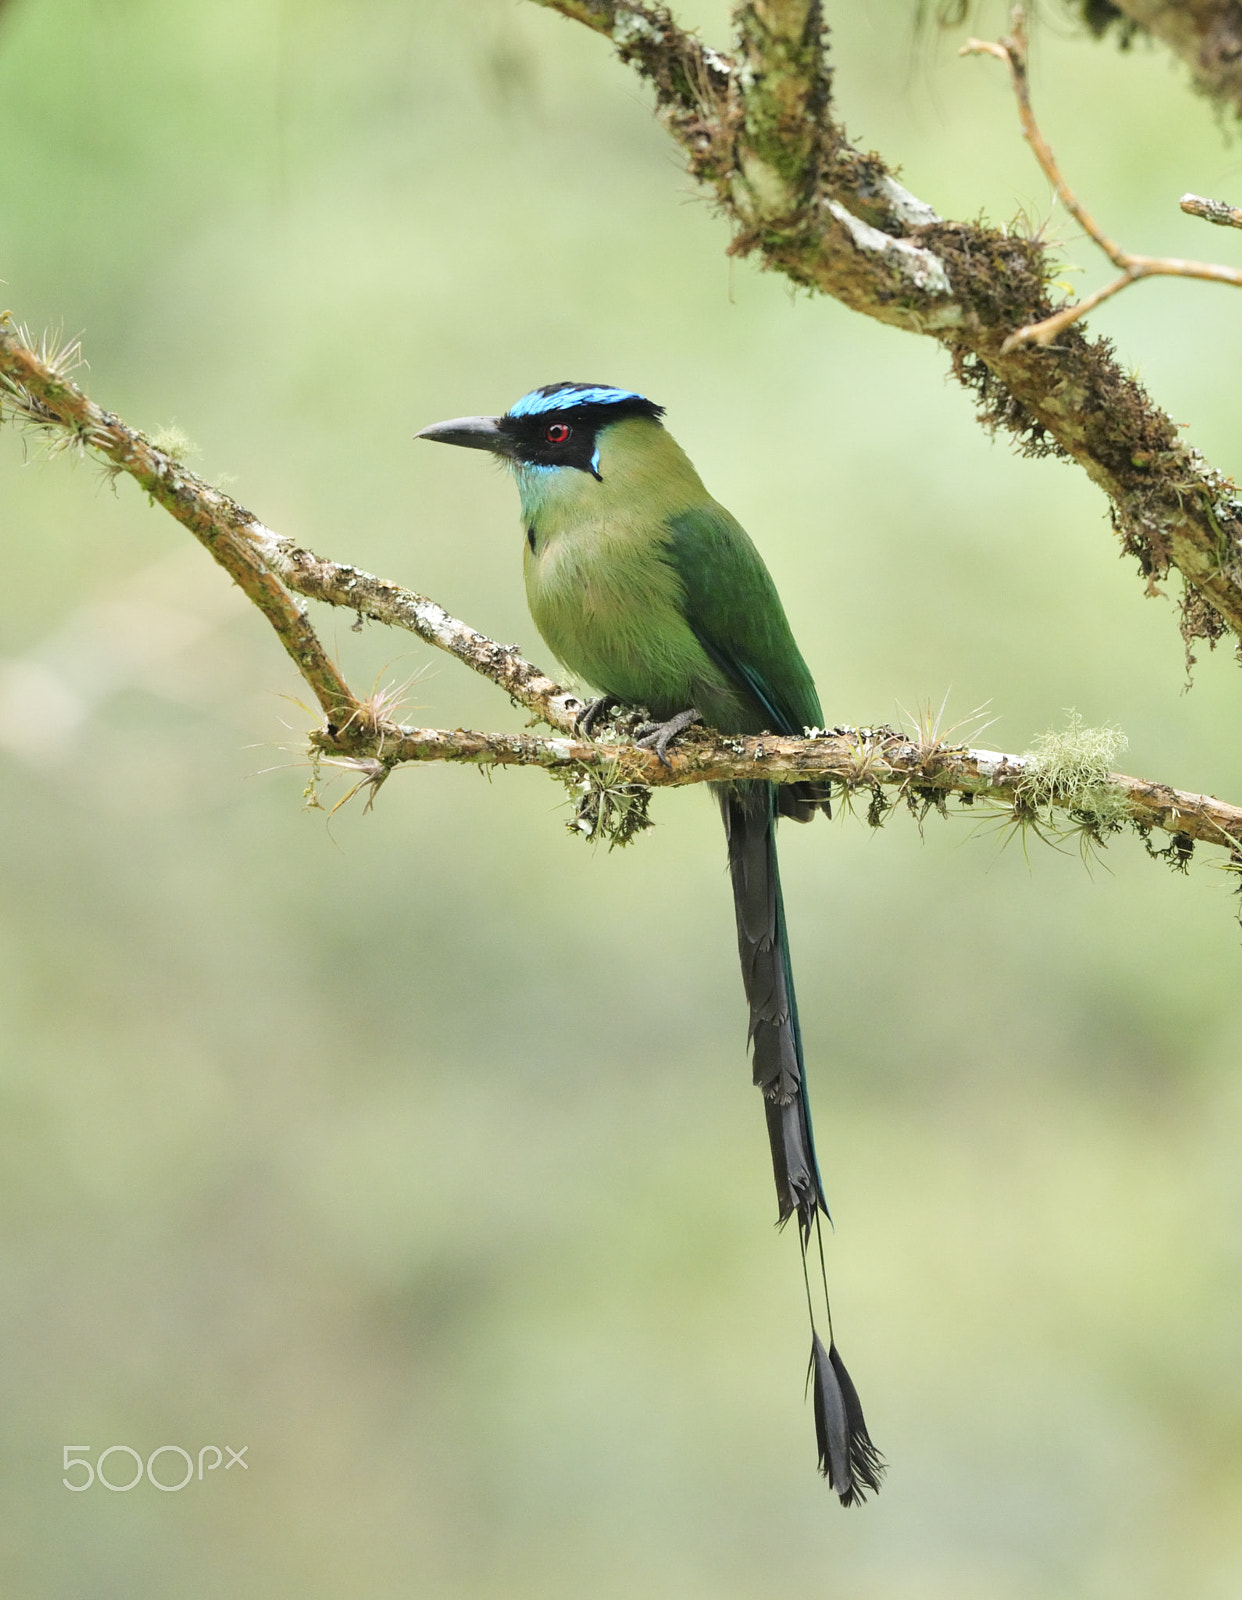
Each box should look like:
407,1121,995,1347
763,1098,821,1235
828,1340,886,1503
720,779,884,1501
810,1335,886,1506
719,782,825,1232
809,1333,851,1496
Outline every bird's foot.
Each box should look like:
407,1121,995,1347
633,707,701,768
574,695,623,738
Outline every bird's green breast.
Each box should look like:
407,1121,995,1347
518,419,732,719
518,416,819,735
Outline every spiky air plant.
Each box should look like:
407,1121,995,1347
0,324,97,456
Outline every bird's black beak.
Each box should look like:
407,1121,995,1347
415,415,514,458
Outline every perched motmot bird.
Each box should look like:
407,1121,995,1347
417,382,883,1504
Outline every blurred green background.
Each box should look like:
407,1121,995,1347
1,0,1241,1594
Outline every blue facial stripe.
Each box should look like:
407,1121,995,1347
509,385,647,417
590,445,601,476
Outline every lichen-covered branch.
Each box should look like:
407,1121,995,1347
527,0,1242,660
0,318,589,738
312,716,1242,858
0,319,362,730
3,312,1239,875
732,1,830,226
249,533,587,734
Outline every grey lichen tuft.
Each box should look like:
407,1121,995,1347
565,762,653,849
149,423,201,464
1016,710,1132,836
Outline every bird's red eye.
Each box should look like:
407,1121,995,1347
545,423,570,444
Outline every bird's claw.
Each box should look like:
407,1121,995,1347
634,707,701,768
575,695,623,738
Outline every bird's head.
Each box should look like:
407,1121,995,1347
416,382,665,484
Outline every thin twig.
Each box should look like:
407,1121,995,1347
961,7,1242,351
250,535,586,734
1181,193,1242,231
960,28,1127,268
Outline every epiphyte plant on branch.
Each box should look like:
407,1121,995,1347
417,380,884,1504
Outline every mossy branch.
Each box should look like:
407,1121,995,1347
525,0,1242,663
315,714,1242,860
0,318,363,731
0,316,585,737
733,1,830,222
1101,0,1242,119
3,316,1238,874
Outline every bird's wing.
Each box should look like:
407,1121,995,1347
665,504,822,736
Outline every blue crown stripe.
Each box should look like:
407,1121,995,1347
509,385,647,418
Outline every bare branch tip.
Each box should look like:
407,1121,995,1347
1180,193,1242,231
959,37,1009,62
